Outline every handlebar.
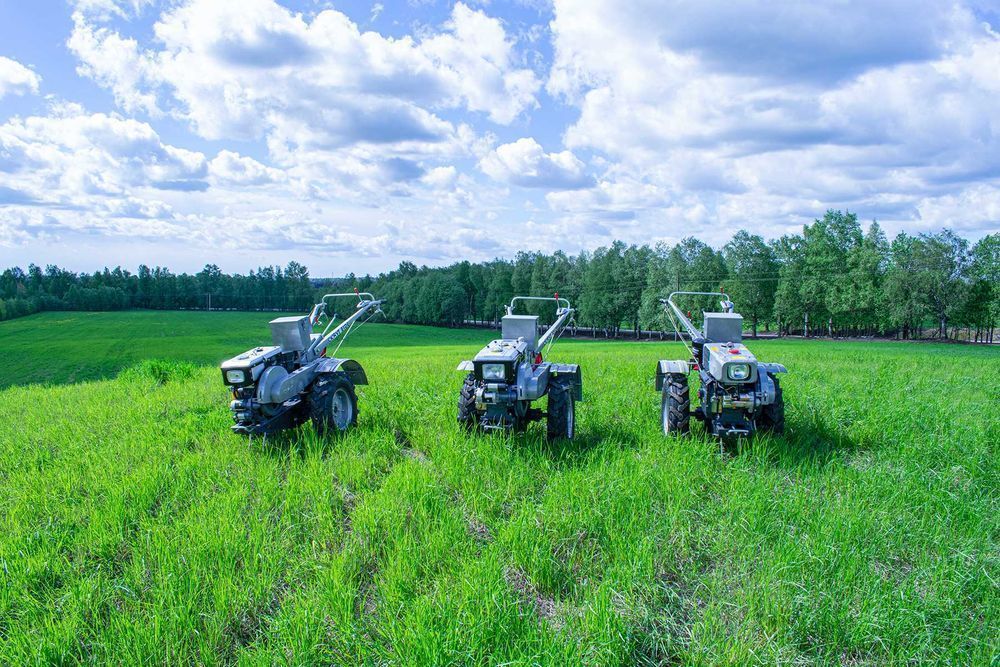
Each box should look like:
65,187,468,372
660,291,735,341
321,292,376,305
506,295,572,315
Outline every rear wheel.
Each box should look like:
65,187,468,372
457,373,482,431
309,372,358,436
661,373,690,435
757,375,784,434
547,377,575,441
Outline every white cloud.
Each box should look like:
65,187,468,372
63,0,541,227
0,103,515,262
0,57,41,99
0,107,207,208
420,3,540,124
70,0,539,142
69,0,155,20
7,0,998,270
421,166,458,189
67,15,160,115
545,0,1000,239
480,138,593,189
208,150,283,186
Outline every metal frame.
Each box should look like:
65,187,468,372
660,291,732,340
306,292,383,358
505,295,575,353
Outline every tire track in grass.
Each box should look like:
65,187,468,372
367,357,726,663
353,352,717,662
242,361,562,663
220,423,408,664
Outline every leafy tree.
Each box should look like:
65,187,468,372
911,230,969,339
723,231,778,336
0,212,992,341
968,234,998,342
884,233,926,339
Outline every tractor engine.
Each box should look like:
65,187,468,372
697,341,764,437
468,324,534,429
221,344,291,431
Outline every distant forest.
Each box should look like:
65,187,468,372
2,211,997,342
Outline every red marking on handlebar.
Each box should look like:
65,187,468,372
534,352,543,365
554,292,559,300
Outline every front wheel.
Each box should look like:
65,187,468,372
457,373,482,431
757,375,784,435
309,372,358,436
661,373,690,435
547,377,575,441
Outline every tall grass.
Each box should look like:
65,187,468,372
0,313,996,664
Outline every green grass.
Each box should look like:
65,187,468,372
0,311,997,664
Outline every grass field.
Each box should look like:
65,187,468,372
0,311,997,665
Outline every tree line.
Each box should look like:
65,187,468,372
2,211,997,342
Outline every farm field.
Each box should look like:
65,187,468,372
0,311,997,664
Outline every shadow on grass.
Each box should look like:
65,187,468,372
443,419,608,468
251,426,330,460
728,414,864,470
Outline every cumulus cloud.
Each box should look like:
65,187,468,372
0,57,41,99
545,0,1000,240
67,17,159,114
0,102,511,261
0,106,207,206
5,0,997,268
480,138,593,189
62,0,542,224
70,1,539,141
208,150,283,186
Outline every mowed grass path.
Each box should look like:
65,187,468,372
0,312,997,664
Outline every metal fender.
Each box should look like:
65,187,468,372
759,362,788,375
456,360,474,372
548,363,583,401
655,360,690,391
316,357,369,385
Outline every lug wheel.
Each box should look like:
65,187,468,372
662,373,690,436
757,375,785,434
547,377,575,441
309,371,358,436
457,373,483,431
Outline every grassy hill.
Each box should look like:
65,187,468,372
0,312,996,664
0,311,496,388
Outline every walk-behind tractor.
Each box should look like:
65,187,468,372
220,291,384,436
656,291,787,439
457,295,582,440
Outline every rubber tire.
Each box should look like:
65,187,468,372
308,372,358,436
757,375,784,435
661,373,690,436
457,373,482,431
547,377,575,441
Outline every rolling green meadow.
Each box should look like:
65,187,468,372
0,311,997,665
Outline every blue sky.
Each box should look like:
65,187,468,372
0,0,998,275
